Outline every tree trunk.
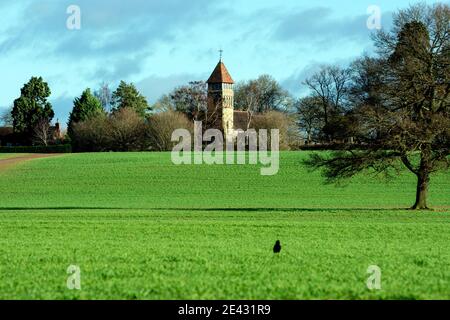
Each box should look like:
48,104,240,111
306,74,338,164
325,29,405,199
412,171,430,210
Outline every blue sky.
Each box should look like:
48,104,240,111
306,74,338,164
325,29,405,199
0,0,446,124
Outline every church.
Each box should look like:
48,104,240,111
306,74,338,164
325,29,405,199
206,59,251,137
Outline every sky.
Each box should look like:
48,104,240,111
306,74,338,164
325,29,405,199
0,0,446,125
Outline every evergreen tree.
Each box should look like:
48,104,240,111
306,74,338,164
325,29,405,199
12,77,54,140
111,81,150,117
68,88,104,138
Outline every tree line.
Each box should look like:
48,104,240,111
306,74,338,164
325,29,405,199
2,73,300,151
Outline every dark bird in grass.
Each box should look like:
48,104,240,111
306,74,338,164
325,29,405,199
273,240,281,254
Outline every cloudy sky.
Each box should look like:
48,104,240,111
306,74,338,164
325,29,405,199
0,0,445,124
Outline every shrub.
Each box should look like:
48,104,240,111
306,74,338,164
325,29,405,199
147,111,193,151
109,108,147,151
71,108,147,152
71,113,110,152
251,111,300,150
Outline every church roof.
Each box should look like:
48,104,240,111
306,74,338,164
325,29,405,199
207,61,234,84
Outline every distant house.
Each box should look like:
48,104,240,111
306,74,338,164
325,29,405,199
48,122,63,142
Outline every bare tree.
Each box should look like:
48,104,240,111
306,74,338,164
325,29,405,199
152,94,176,113
94,82,112,112
295,96,324,144
170,81,207,121
33,118,51,146
0,106,13,126
168,81,224,131
303,66,351,139
305,3,450,210
235,75,294,126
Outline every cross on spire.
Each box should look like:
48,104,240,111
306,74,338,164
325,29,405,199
219,49,223,61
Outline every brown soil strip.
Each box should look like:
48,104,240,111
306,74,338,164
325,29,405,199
0,154,62,171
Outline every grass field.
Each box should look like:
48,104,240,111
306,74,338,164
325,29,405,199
0,153,23,160
0,152,449,299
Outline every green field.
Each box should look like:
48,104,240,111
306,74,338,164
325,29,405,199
0,152,449,299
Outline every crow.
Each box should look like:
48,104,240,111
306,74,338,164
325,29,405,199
273,240,281,254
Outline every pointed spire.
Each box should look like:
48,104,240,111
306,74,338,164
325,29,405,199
207,60,234,84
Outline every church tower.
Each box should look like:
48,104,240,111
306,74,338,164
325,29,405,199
207,59,234,136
